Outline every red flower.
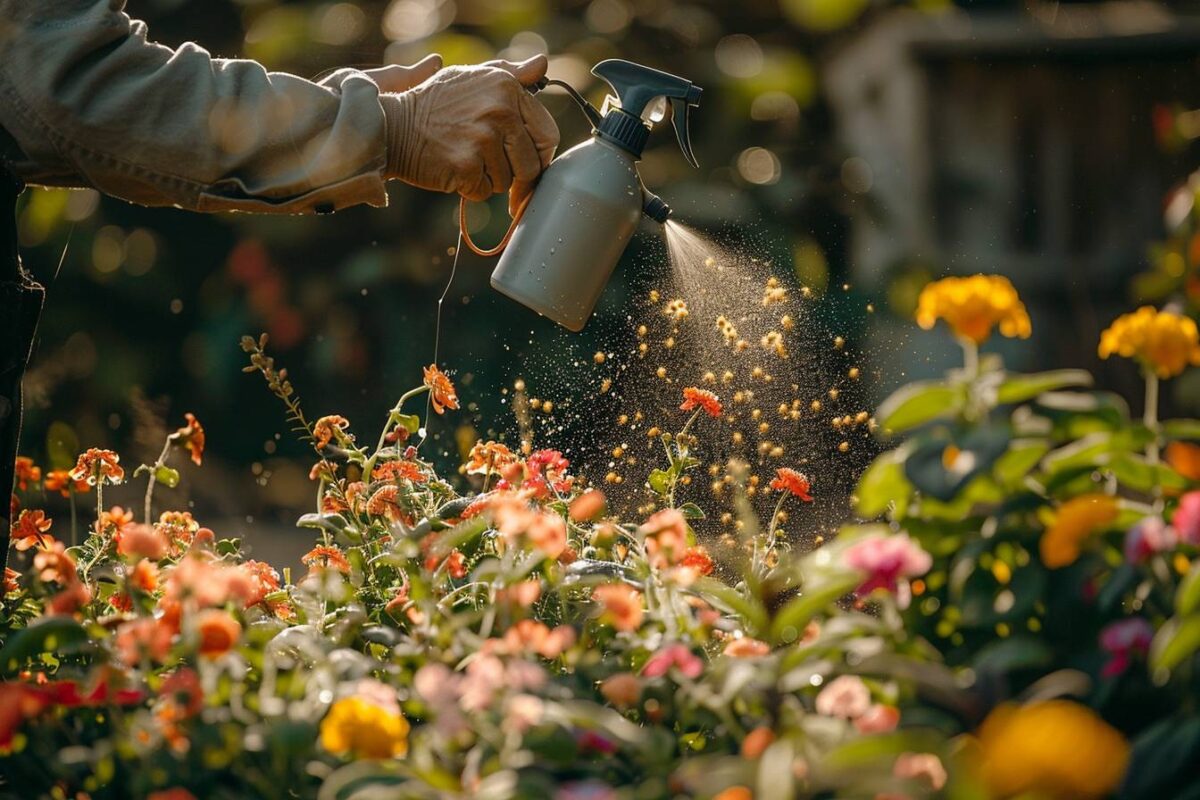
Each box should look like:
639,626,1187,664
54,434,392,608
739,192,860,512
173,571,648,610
195,609,241,657
42,469,89,497
423,364,460,415
680,387,722,417
313,415,351,450
371,460,427,483
302,545,351,575
679,546,715,577
3,568,20,595
13,457,40,491
12,509,53,552
69,448,125,486
769,468,813,501
174,413,206,466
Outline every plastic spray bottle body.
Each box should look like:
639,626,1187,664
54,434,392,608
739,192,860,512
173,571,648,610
490,136,643,332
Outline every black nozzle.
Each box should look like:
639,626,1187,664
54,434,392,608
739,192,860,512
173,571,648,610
591,59,702,167
643,191,671,224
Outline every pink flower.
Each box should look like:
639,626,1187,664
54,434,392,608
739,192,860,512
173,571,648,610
116,523,169,561
854,703,900,734
843,534,931,596
639,508,690,568
641,643,704,679
893,752,947,791
815,675,871,719
1099,617,1154,678
1173,491,1200,546
1124,517,1178,564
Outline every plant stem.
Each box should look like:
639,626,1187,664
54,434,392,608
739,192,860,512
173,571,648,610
144,438,173,524
1144,369,1160,465
69,493,77,549
960,337,979,380
365,386,429,477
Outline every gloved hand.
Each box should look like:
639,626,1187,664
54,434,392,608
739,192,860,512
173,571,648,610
382,55,560,216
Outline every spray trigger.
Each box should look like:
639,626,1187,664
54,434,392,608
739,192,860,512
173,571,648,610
669,97,699,168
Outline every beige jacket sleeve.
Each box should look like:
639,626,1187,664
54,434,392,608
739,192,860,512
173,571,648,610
0,0,392,214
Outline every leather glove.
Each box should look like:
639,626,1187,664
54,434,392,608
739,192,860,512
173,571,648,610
382,55,560,216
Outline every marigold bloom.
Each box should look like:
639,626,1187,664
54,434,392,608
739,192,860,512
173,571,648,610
1098,306,1200,378
320,696,410,759
302,545,351,575
466,440,517,475
42,469,88,497
770,467,813,501
915,274,1032,345
12,509,53,551
371,460,426,483
13,457,40,491
680,386,722,417
195,609,241,657
313,415,351,449
174,413,206,466
1040,494,1120,569
69,448,125,486
423,364,460,415
976,701,1129,799
593,583,644,632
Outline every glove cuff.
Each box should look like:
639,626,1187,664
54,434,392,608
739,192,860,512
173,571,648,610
382,91,421,182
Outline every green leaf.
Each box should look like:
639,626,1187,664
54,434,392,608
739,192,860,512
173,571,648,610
769,571,860,644
0,617,90,675
1150,615,1200,674
1163,419,1200,441
154,465,180,488
854,448,912,518
691,577,768,635
394,413,421,435
993,440,1049,489
1177,563,1200,617
971,636,1054,674
1109,454,1189,494
678,502,705,520
995,369,1093,405
874,380,962,434
297,513,349,534
647,469,671,495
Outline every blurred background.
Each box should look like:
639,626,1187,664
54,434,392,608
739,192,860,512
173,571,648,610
14,0,1200,565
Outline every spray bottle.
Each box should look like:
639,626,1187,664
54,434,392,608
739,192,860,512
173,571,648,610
462,60,702,332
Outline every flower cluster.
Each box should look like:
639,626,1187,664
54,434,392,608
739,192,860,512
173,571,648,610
914,274,1032,345
1098,305,1200,378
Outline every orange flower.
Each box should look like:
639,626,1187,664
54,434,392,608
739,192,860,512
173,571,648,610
3,568,20,595
371,460,427,483
639,508,690,568
1040,494,1120,569
128,559,160,593
115,617,173,667
195,609,241,657
678,546,715,577
599,673,641,709
12,509,53,551
770,467,813,501
309,460,338,482
713,788,752,800
424,364,460,415
443,549,468,579
741,727,776,759
13,457,40,491
466,440,517,475
723,637,770,658
42,469,88,497
497,619,576,659
384,582,410,614
593,584,644,632
313,415,351,449
117,523,169,561
569,490,607,522
497,579,541,607
69,448,125,486
303,545,351,574
1167,441,1200,482
527,511,568,559
174,413,205,466
680,387,722,417
98,505,135,536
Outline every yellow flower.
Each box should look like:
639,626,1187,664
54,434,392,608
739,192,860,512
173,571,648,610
976,700,1129,798
1038,494,1119,569
319,697,409,759
915,275,1032,345
1098,306,1200,378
